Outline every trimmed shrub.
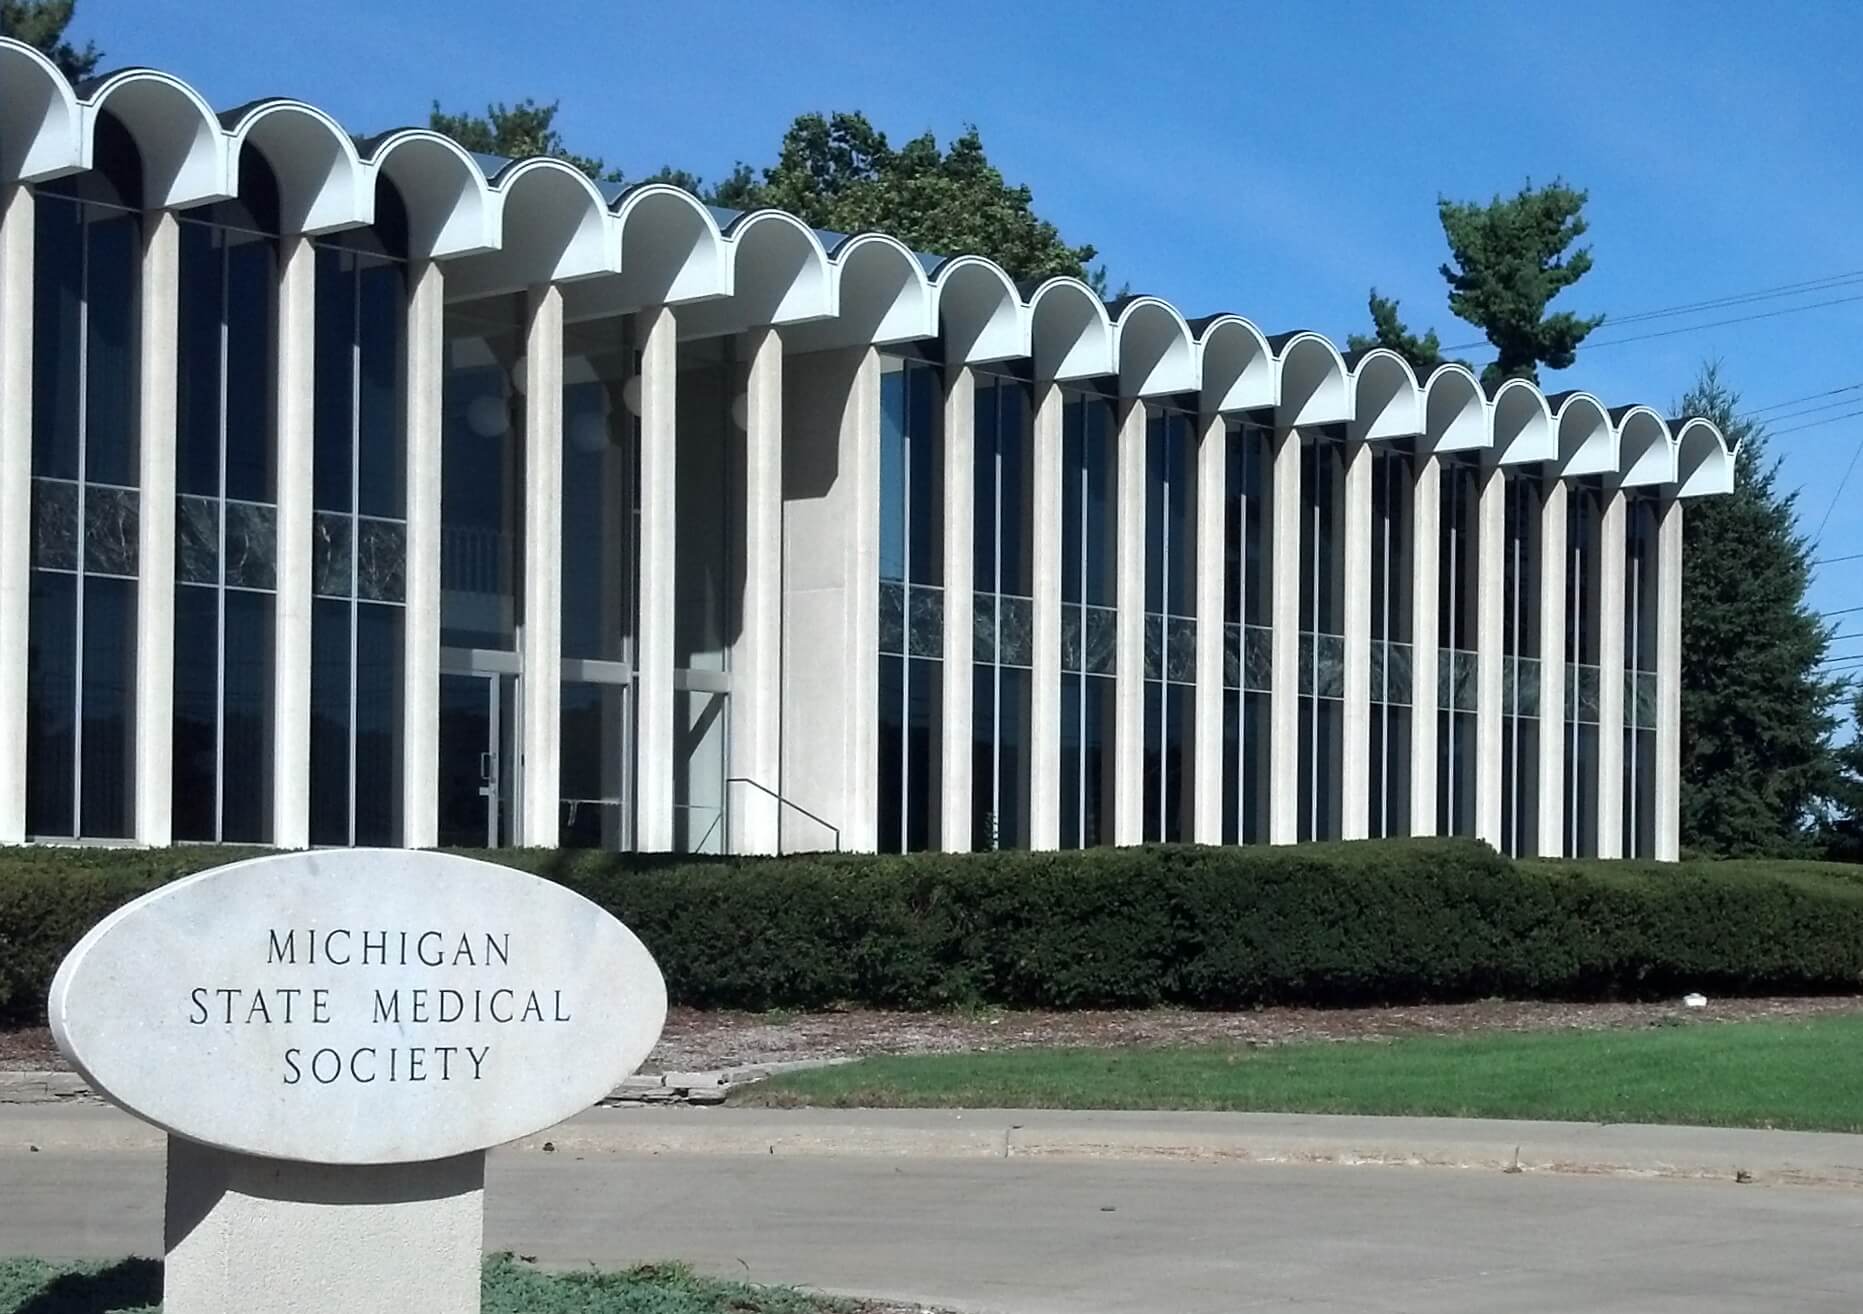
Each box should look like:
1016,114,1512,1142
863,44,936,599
5,838,1863,1025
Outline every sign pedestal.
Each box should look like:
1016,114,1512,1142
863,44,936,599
163,1136,486,1313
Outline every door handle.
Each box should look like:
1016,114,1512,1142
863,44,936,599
479,751,495,785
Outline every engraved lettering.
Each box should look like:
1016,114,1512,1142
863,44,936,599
267,929,295,964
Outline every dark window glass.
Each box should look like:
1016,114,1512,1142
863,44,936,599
356,259,406,519
354,603,405,846
79,576,136,837
25,571,77,835
310,596,351,846
313,245,356,514
221,589,275,843
223,233,276,503
31,194,82,481
84,213,139,487
176,221,224,497
172,585,219,841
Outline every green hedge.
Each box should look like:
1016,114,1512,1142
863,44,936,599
6,838,1863,1025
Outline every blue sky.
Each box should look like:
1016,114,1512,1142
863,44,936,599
86,0,1863,681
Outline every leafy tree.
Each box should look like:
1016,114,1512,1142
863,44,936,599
1,0,102,81
725,111,1105,289
1438,179,1605,388
429,99,624,183
1675,360,1843,856
1346,289,1444,373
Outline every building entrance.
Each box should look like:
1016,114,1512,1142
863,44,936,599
437,671,518,847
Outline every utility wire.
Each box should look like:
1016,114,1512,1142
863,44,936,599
1744,382,1863,419
1811,432,1863,544
1770,407,1863,440
1820,605,1863,619
1814,552,1863,568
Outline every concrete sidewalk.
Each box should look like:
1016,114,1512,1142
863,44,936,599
8,1102,1863,1188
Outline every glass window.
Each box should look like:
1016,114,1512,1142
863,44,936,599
309,242,408,846
1436,459,1480,838
172,207,279,843
1501,474,1543,857
972,372,1033,849
1142,405,1196,843
1369,447,1414,839
1299,433,1346,842
877,356,943,852
26,190,142,839
1221,418,1273,844
442,295,525,651
1564,485,1603,857
1059,388,1118,848
1623,496,1660,858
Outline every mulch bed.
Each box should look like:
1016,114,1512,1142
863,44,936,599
10,995,1862,1074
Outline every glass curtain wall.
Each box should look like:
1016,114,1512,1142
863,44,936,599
1060,388,1118,848
1221,418,1272,844
441,295,524,652
1368,446,1414,839
309,204,408,848
972,371,1034,850
1499,474,1542,857
1623,496,1660,858
25,118,142,839
1298,433,1346,842
559,317,636,851
1564,485,1603,856
877,354,942,852
672,334,737,854
1435,459,1480,836
173,149,282,844
1142,404,1196,843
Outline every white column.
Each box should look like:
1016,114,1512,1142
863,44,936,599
400,259,444,849
1029,381,1064,850
1340,440,1373,840
0,184,31,844
1268,427,1302,845
134,211,180,846
1112,398,1146,845
1409,453,1441,836
732,326,783,854
1595,487,1627,859
1473,461,1506,849
1192,411,1226,844
519,286,565,847
634,304,677,851
1536,477,1569,858
271,235,315,849
939,364,975,852
1654,497,1683,861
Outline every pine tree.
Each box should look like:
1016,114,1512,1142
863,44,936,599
0,0,102,81
1346,289,1445,373
1675,361,1843,856
1826,689,1863,862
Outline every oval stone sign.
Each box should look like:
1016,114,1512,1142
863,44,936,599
49,849,666,1165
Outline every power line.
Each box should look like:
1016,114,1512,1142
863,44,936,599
1744,382,1863,418
1770,407,1863,440
1754,396,1863,428
1821,605,1863,619
1573,293,1863,354
1812,431,1863,543
1815,552,1863,568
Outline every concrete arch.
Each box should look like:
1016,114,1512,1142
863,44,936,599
1274,331,1350,427
1028,276,1114,382
364,129,498,259
1613,405,1676,487
1551,391,1617,477
824,231,935,346
1424,364,1488,452
1488,376,1555,465
1113,296,1197,397
1195,315,1274,414
0,37,83,181
934,255,1027,364
1348,348,1422,442
723,209,832,323
224,99,369,233
81,70,228,208
608,182,729,308
1671,416,1735,499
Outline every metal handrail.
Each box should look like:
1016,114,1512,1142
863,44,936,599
725,777,841,853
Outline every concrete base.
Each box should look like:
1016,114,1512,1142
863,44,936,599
163,1137,484,1313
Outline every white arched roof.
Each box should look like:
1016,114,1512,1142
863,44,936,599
1028,277,1114,381
364,129,497,259
224,99,370,234
1670,416,1735,499
1195,315,1274,414
1274,332,1350,428
934,255,1027,364
1348,349,1422,442
1488,377,1555,466
0,34,1731,496
83,70,228,208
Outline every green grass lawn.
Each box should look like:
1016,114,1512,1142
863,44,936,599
738,1013,1863,1132
0,1255,882,1313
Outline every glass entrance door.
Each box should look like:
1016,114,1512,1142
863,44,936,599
438,672,516,847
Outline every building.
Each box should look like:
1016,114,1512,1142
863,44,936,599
0,39,1734,862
